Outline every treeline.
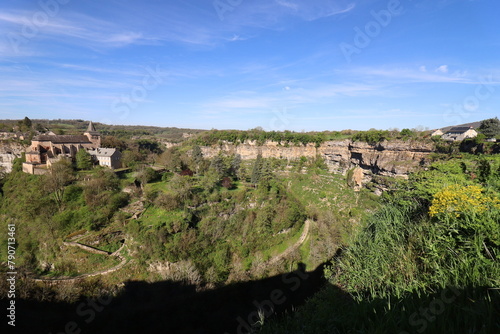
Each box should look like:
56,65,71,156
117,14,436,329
0,117,205,142
192,128,433,147
192,129,330,147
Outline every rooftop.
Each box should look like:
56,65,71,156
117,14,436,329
88,148,117,157
445,127,475,134
33,135,91,144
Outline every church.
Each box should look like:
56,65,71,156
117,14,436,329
23,122,121,174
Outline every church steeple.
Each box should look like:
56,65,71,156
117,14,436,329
87,121,96,133
84,121,101,148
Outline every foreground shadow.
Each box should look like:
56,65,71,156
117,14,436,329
5,263,500,334
9,263,327,334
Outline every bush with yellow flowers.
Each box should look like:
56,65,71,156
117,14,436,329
429,184,500,247
429,184,500,218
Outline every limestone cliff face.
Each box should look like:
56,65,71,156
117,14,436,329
321,140,434,177
0,141,25,172
200,139,435,178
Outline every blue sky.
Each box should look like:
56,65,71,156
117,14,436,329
1,0,499,131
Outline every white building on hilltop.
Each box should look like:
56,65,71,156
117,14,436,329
441,127,478,141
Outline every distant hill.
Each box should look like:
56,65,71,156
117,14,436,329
0,118,206,142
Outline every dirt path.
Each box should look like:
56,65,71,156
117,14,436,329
259,219,311,269
32,240,129,283
33,218,311,283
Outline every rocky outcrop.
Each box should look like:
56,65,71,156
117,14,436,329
200,139,435,179
321,140,434,178
0,141,25,172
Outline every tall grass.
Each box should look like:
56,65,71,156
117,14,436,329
330,204,499,297
260,203,500,334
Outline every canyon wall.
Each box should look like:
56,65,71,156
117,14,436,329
0,141,25,173
200,139,435,179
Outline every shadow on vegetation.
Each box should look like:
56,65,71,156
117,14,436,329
5,263,500,334
8,263,326,334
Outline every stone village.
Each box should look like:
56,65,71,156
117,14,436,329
22,121,122,175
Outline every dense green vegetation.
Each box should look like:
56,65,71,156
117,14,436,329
261,156,500,334
192,128,432,147
478,117,500,139
1,120,499,333
0,141,354,287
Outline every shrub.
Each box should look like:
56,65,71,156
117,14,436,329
428,184,500,218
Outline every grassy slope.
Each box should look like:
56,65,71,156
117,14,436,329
260,156,500,334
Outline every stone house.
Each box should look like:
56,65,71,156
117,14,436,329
441,127,478,141
88,148,122,169
23,121,121,174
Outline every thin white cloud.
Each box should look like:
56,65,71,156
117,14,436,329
275,0,299,11
227,35,248,42
0,10,154,54
225,0,355,29
347,67,470,84
436,65,449,73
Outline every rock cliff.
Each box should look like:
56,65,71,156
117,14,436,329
200,139,435,179
0,141,25,172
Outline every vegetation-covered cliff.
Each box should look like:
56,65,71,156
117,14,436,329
0,120,498,333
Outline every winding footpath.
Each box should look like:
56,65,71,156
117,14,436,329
32,218,312,283
32,240,129,284
258,219,311,270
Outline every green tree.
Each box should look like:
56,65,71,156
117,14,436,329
137,139,163,154
230,154,242,179
45,159,75,208
478,158,492,183
478,117,500,138
158,148,182,172
210,155,225,178
122,149,143,168
399,128,414,138
200,170,220,193
168,174,192,203
35,123,45,133
75,148,93,170
192,145,204,173
251,153,263,184
138,167,160,184
17,117,32,132
101,136,127,151
259,159,273,185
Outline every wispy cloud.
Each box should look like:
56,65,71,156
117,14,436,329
275,0,300,11
223,0,355,30
435,65,449,73
346,66,473,84
273,0,355,21
0,10,155,55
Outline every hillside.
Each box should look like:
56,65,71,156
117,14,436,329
0,122,498,333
